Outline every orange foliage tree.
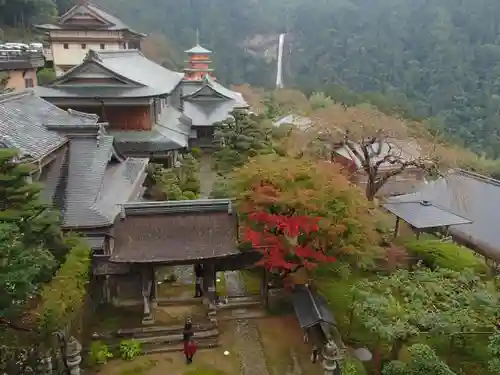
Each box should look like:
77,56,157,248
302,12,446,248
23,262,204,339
231,154,381,278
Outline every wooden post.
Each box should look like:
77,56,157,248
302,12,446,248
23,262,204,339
203,263,216,304
393,217,400,239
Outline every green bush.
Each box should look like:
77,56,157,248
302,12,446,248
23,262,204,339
404,239,487,274
89,341,113,367
182,178,201,194
190,147,202,159
342,357,367,375
119,339,142,360
182,190,197,200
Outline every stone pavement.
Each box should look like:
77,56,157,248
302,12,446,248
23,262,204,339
224,271,270,375
199,153,217,198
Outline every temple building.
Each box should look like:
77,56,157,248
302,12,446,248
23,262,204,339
35,50,190,163
0,90,148,239
181,39,249,146
35,1,145,76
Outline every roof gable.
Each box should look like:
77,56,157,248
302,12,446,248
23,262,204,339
186,85,233,101
60,4,113,27
51,60,139,87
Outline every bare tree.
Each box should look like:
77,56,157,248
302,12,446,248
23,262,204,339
288,104,446,201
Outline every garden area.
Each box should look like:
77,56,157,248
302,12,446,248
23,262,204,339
204,92,500,375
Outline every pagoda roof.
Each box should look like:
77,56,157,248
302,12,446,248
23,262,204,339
185,44,212,54
35,1,145,37
110,199,239,264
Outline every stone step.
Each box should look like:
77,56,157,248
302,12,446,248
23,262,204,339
157,296,204,306
217,300,262,310
116,323,217,339
217,309,268,321
133,328,219,346
142,338,220,354
226,295,261,303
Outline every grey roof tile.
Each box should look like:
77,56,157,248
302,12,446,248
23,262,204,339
110,106,190,154
386,169,500,260
0,90,95,159
60,134,148,228
38,50,184,98
35,2,145,36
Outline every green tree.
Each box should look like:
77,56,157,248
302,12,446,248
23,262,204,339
36,68,56,85
0,223,55,320
353,267,498,360
0,149,62,253
310,91,334,110
213,109,273,175
488,330,500,374
382,344,456,375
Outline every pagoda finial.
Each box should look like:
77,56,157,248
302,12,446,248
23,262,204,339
195,29,200,45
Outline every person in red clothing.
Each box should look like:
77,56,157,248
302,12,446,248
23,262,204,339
183,339,197,364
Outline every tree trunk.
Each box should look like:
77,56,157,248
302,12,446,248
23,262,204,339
374,345,382,375
366,182,376,201
390,338,405,360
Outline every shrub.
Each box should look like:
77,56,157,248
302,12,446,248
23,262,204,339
182,179,200,194
342,357,367,375
89,341,113,367
119,339,142,360
36,236,91,337
404,239,487,274
190,147,202,159
182,190,197,200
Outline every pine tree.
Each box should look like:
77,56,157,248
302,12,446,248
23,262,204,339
0,149,63,256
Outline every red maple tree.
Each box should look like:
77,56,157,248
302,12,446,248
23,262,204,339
244,211,336,278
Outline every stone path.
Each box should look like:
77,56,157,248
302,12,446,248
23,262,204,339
224,271,270,375
199,153,217,198
173,265,194,285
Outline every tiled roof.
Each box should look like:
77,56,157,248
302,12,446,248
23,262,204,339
386,169,500,261
60,135,148,228
292,285,335,329
110,106,190,154
0,90,95,160
0,90,149,229
35,2,145,36
38,50,184,98
181,77,248,127
110,199,239,263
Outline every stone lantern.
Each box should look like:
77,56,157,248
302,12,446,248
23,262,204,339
322,340,342,375
65,336,82,375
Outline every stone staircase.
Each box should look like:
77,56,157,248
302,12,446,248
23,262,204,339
108,322,220,354
215,295,267,321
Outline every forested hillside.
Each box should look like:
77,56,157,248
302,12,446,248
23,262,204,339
94,0,500,157
4,0,500,157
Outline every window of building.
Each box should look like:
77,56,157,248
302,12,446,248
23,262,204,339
100,43,106,50
24,78,34,88
81,43,87,49
63,43,69,49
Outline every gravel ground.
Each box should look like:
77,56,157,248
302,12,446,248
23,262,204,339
225,271,270,375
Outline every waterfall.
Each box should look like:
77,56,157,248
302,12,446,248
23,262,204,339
276,33,285,88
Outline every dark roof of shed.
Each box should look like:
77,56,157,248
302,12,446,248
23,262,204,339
383,200,472,229
0,90,97,159
292,285,335,329
386,169,500,260
110,199,239,264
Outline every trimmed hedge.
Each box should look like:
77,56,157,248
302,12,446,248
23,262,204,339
404,239,487,274
36,236,91,337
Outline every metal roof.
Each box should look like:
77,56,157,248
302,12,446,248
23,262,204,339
292,285,335,329
383,201,472,229
185,44,212,54
386,170,500,260
0,90,94,160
